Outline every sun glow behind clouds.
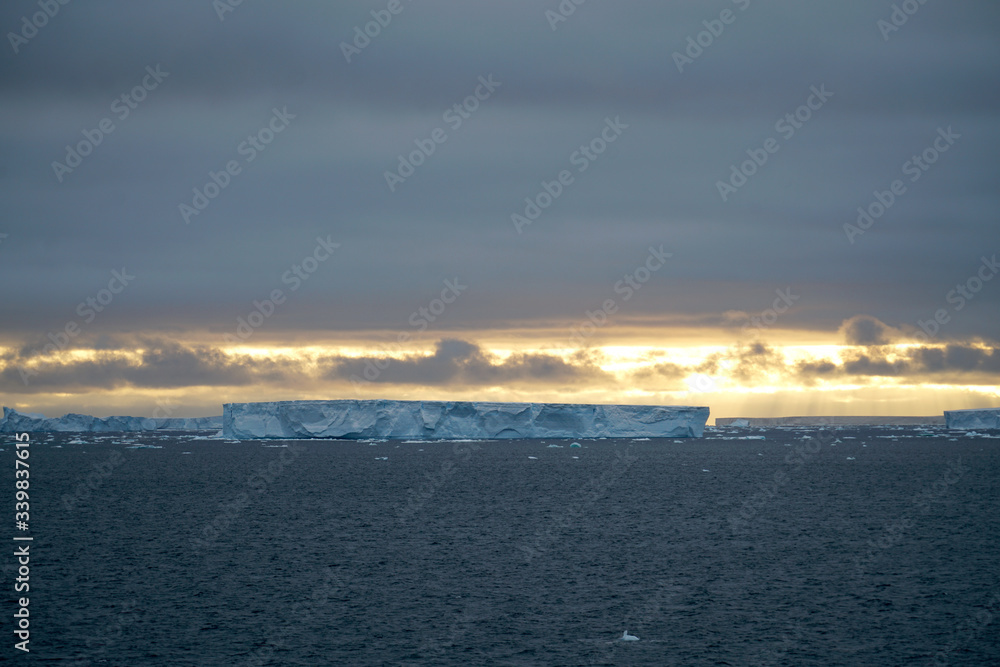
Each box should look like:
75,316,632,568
3,337,998,419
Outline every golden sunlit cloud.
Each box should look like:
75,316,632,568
3,327,998,420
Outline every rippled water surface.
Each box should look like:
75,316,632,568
9,425,1000,665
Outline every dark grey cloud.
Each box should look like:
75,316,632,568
840,315,896,345
1,0,999,347
797,343,1000,382
321,338,602,386
3,334,998,397
0,338,287,393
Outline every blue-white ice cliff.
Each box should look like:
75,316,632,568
0,407,222,432
223,400,709,440
945,408,1000,430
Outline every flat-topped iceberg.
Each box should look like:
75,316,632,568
223,400,709,440
945,408,1000,430
0,407,222,433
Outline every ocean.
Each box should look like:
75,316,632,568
6,425,999,665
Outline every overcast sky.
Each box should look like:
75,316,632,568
1,0,998,417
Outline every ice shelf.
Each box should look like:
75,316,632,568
944,408,1000,430
223,400,710,440
0,407,222,432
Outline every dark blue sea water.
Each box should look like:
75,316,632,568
5,425,999,665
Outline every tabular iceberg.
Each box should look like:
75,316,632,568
944,408,1000,430
0,407,222,433
223,400,709,440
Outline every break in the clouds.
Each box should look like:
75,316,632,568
6,336,1000,397
1,1,998,415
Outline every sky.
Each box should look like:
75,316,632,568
1,0,998,420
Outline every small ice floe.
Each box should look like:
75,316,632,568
67,438,86,445
181,451,192,454
738,435,765,440
620,630,639,641
846,456,856,460
547,444,564,448
125,444,163,449
527,456,538,460
418,448,424,452
572,456,579,459
570,442,582,448
757,453,763,456
263,444,288,448
631,437,650,441
374,456,388,461
52,445,63,448
702,469,710,472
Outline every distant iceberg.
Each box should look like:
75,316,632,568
0,407,222,433
945,408,1000,430
223,400,709,440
